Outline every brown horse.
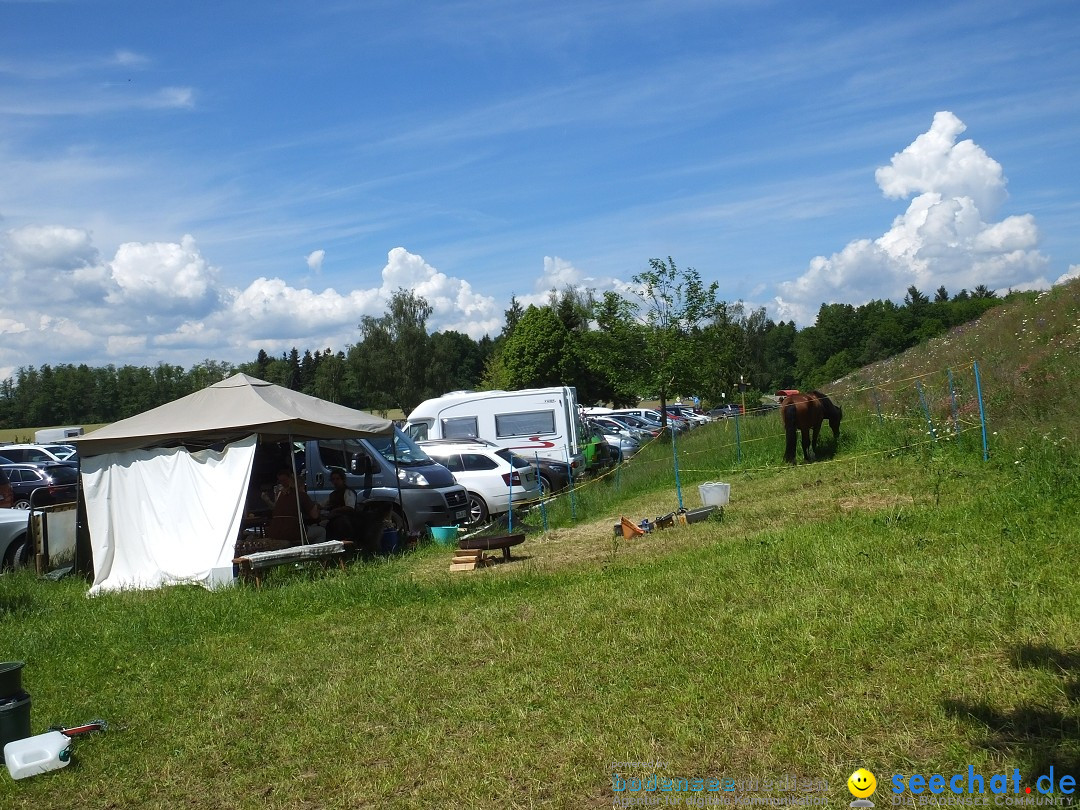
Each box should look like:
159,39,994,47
781,390,842,464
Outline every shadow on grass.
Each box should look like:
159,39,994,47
944,643,1080,784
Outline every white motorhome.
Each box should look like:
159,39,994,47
405,387,586,467
34,426,84,443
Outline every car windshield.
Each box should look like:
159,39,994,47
367,429,433,467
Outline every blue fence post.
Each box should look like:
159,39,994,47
535,452,548,532
916,379,937,441
507,465,513,533
670,421,684,511
565,448,576,521
973,361,989,461
947,368,960,438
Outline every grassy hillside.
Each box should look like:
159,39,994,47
1,280,1078,809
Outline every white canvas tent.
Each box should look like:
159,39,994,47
73,373,394,594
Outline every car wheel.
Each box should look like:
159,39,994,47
2,534,26,571
386,509,408,535
538,473,554,497
465,492,489,527
13,541,32,570
12,498,31,510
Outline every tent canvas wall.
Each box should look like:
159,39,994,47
74,373,393,594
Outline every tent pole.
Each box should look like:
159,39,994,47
288,433,307,545
392,430,404,534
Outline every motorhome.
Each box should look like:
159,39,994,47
34,427,84,444
404,387,586,469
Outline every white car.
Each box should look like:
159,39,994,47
0,508,30,569
0,444,74,465
419,440,541,527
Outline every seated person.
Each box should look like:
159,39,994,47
322,467,360,542
264,468,326,548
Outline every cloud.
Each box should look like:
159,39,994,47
306,249,325,273
516,255,633,309
0,229,505,375
106,234,220,313
147,87,195,109
774,112,1051,326
1056,264,1080,285
112,49,149,68
875,111,1006,215
4,224,98,271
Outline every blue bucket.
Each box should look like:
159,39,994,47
380,528,400,554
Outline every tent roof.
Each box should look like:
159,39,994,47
74,373,394,456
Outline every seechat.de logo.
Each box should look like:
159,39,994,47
891,766,1076,798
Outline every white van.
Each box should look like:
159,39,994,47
405,387,586,468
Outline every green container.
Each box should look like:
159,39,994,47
0,692,32,762
429,526,459,546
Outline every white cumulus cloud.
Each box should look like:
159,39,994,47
106,234,219,312
775,112,1052,326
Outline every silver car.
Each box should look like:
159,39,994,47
0,508,30,570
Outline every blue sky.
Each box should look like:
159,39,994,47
2,0,1078,380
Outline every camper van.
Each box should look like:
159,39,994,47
289,431,471,533
404,387,586,469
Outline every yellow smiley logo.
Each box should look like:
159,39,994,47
848,768,877,799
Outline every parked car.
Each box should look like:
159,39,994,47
419,440,541,527
707,404,742,419
666,406,708,427
0,444,76,465
604,413,662,439
590,415,651,444
0,463,79,510
0,508,30,569
610,408,690,433
296,433,470,533
588,420,641,462
41,444,78,461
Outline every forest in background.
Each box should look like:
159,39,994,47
0,258,1004,429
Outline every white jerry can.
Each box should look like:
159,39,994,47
4,730,72,780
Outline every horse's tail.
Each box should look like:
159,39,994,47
783,402,798,463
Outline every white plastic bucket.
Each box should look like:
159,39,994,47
4,730,71,780
698,482,730,507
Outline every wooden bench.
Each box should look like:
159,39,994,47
233,540,350,586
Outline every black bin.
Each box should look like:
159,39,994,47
0,662,32,763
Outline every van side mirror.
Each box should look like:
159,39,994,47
351,454,374,476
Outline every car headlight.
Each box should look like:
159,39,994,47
397,468,430,487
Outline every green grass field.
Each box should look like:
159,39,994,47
2,282,1078,808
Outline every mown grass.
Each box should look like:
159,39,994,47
2,282,1079,808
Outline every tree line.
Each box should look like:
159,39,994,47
0,258,1004,430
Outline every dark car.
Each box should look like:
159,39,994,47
707,405,742,419
0,463,79,509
